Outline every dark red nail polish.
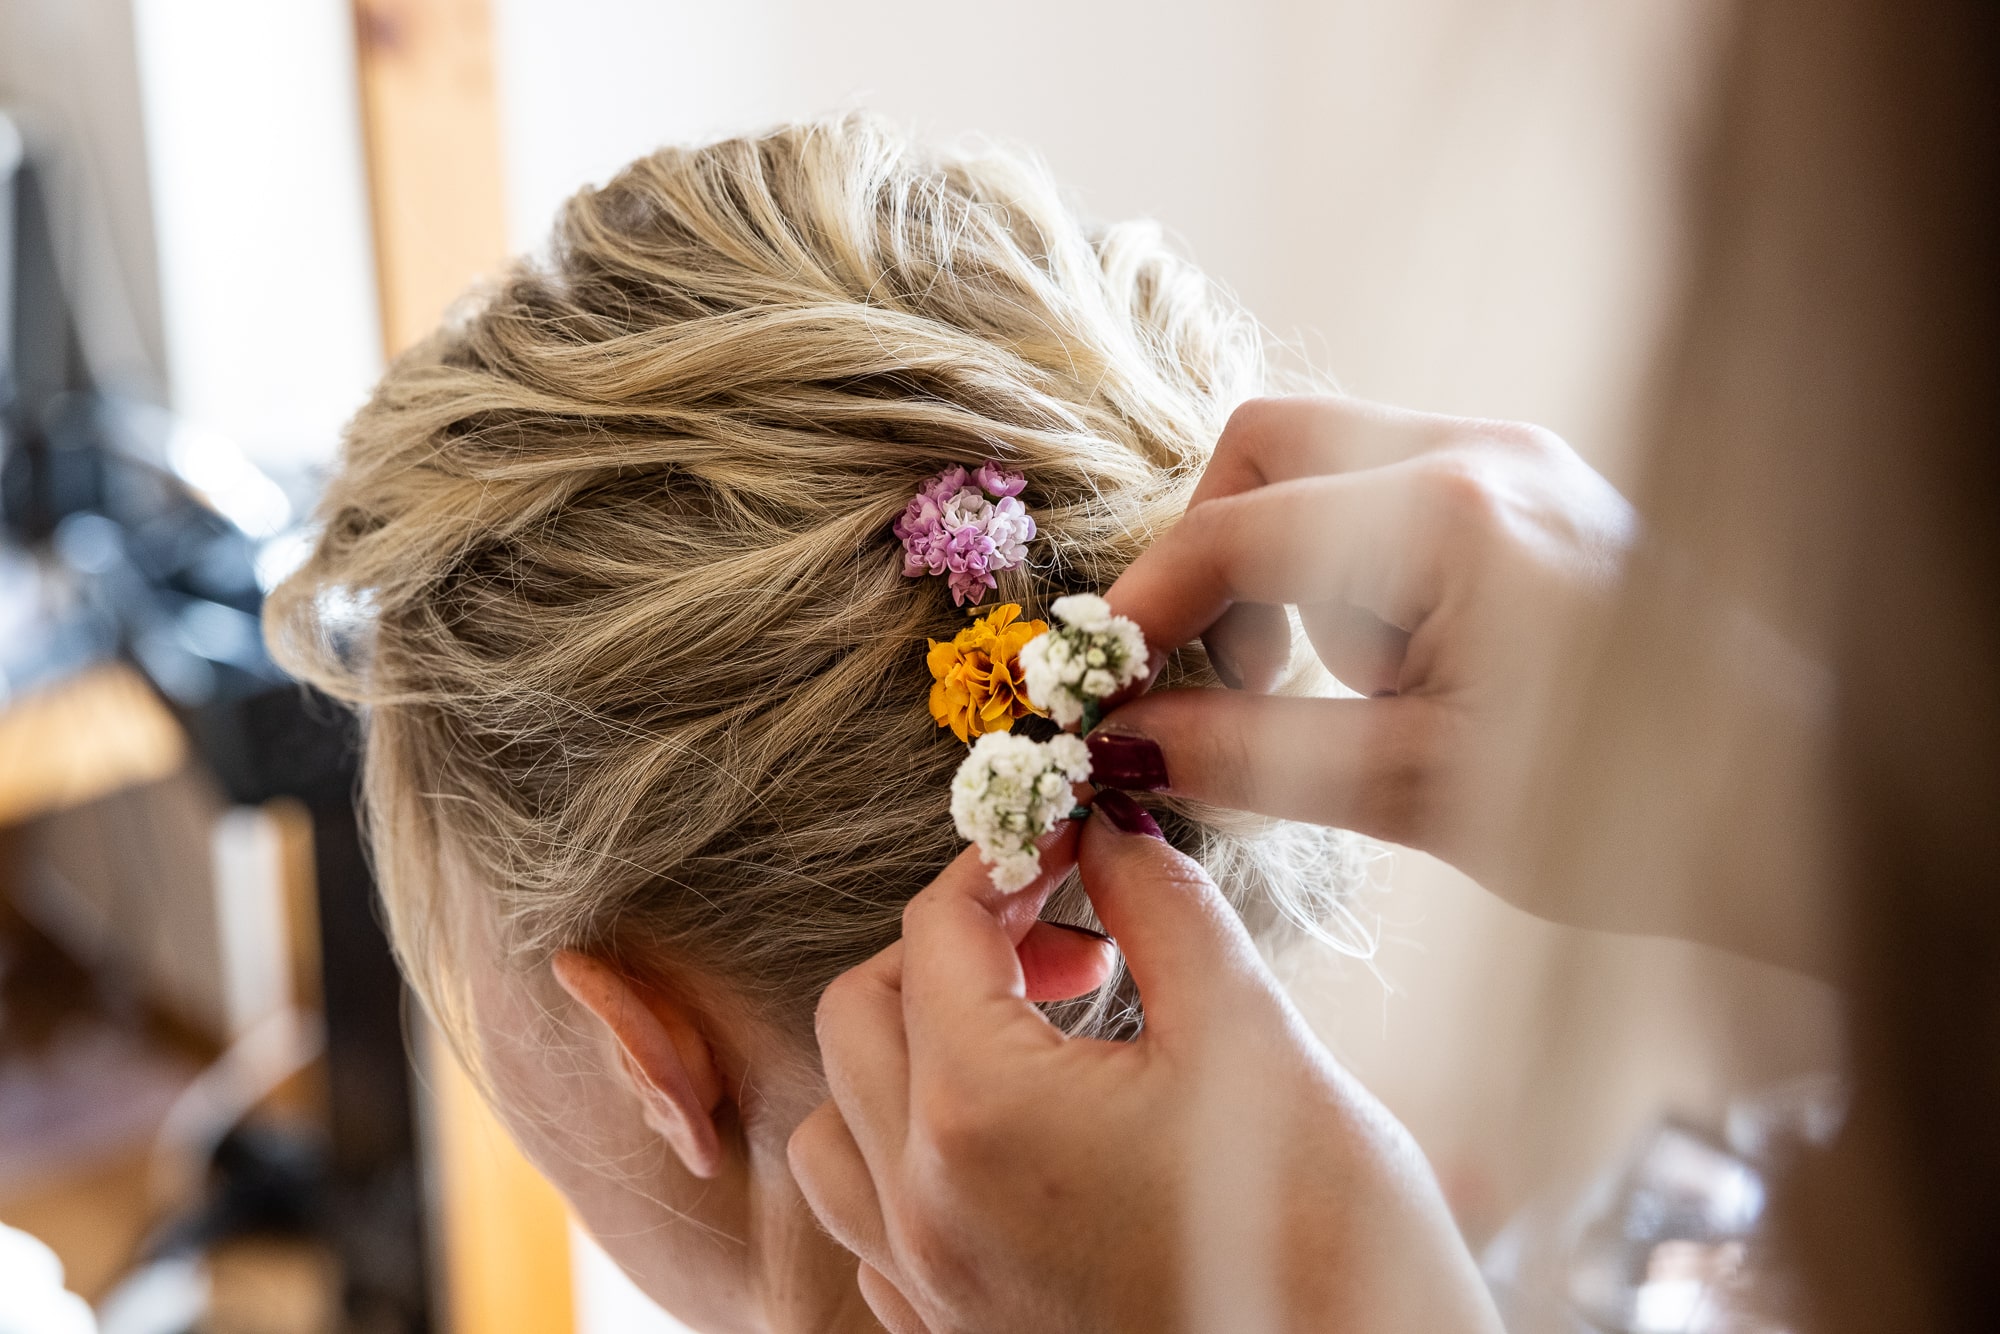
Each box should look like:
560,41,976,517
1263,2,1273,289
1087,732,1170,791
1044,920,1113,943
1092,788,1164,840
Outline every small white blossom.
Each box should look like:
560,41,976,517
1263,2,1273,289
1018,594,1150,727
951,732,1093,891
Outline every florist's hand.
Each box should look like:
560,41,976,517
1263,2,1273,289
1095,394,1636,913
787,801,1502,1334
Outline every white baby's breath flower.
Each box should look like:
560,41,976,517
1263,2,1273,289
950,731,1093,891
1019,593,1150,728
1053,593,1114,631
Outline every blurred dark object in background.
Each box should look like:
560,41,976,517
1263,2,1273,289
1,109,432,1333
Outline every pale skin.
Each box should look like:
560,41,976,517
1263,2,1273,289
788,396,1833,1331
790,820,1505,1334
459,839,1123,1333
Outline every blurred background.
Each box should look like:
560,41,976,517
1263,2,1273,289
0,1,1839,1331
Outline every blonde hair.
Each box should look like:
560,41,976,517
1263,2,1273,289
266,115,1373,1050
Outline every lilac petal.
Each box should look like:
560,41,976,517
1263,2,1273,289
975,462,1028,498
898,461,1037,597
921,466,970,505
949,567,998,605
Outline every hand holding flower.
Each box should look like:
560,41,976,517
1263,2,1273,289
1019,594,1150,731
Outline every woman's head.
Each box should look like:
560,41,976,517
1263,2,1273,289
267,115,1367,1329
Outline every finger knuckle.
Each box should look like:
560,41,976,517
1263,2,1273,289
1175,492,1249,573
1187,707,1262,803
1422,456,1507,532
1176,704,1288,820
1221,394,1288,445
901,887,954,941
1152,852,1222,907
815,968,865,1034
894,1214,983,1308
1221,395,1352,477
1356,705,1448,842
1475,416,1562,455
913,1084,1000,1164
1177,487,1233,534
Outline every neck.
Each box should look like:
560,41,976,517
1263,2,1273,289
742,1123,885,1334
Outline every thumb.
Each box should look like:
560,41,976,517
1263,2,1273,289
1076,792,1279,1039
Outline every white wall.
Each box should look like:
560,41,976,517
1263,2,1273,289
493,0,1711,473
129,0,382,470
0,0,382,471
3,0,1711,474
0,0,168,399
570,1224,696,1334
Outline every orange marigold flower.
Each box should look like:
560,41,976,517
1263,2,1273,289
926,603,1050,742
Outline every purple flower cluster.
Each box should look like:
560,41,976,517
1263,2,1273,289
893,461,1036,606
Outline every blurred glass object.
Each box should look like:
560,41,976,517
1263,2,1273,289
1566,1123,1770,1333
7,390,297,709
4,106,297,713
94,1254,204,1334
128,0,382,470
251,529,315,596
50,511,123,575
160,416,293,540
0,1221,98,1334
1485,1078,1842,1333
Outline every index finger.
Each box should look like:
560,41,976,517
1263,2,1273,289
1187,395,1464,510
1139,397,1464,690
898,822,1082,1063
1108,466,1441,662
816,821,1084,1169
1106,401,1457,685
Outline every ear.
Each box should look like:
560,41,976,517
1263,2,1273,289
551,951,727,1179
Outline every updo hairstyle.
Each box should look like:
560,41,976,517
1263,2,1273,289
264,115,1375,1050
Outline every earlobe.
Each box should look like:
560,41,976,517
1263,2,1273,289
551,951,727,1179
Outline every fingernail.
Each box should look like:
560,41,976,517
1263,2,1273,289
1044,920,1113,943
1086,732,1170,791
1203,635,1244,690
1092,789,1164,840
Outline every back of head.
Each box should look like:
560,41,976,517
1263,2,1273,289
266,114,1368,1051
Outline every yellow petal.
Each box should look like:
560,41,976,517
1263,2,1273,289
996,621,1043,659
927,638,962,680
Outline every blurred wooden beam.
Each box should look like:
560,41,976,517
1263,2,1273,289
426,1025,578,1334
350,5,574,1332
0,665,186,828
352,0,510,357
